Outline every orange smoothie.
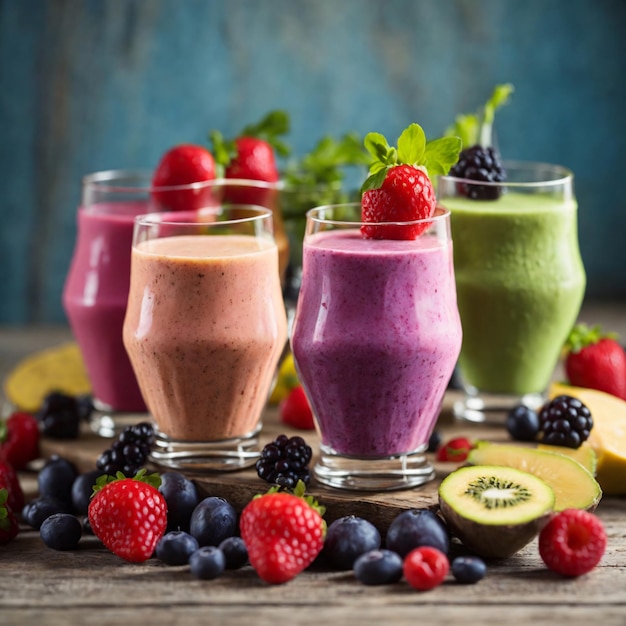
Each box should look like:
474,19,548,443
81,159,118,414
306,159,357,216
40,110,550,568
123,234,287,441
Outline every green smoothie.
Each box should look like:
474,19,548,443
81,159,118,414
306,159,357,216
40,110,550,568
446,191,586,395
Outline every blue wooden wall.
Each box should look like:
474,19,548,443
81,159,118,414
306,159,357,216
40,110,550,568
1,0,624,323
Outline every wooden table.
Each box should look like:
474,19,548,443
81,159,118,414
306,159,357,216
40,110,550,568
1,301,626,626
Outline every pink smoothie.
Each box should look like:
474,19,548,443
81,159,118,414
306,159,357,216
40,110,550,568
63,201,148,412
123,234,287,441
291,229,462,457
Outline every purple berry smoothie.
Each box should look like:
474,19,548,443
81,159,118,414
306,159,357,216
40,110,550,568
291,228,462,457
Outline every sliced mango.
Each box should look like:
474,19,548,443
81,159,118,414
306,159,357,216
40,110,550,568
3,342,91,413
549,382,626,495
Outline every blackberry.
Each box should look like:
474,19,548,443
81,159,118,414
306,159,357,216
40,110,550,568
255,434,312,489
96,422,155,476
538,395,593,449
38,391,81,439
449,145,506,200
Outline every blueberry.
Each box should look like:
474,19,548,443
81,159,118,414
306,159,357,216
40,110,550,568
40,513,83,550
353,549,403,585
385,509,450,557
158,471,200,532
23,496,71,530
451,556,487,584
506,405,540,442
155,530,199,566
190,497,238,547
38,456,79,507
324,516,381,570
189,546,226,580
427,430,442,453
218,536,248,569
71,470,106,515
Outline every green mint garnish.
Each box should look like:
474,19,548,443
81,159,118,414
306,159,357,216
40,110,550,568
446,83,514,148
361,123,462,193
284,132,370,189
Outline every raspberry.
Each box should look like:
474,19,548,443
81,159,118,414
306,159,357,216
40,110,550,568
449,145,506,200
538,509,606,577
403,546,449,591
538,395,593,449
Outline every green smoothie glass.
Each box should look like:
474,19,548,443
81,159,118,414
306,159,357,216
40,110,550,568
438,162,586,422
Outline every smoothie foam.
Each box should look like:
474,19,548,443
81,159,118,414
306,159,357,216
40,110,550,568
447,191,586,394
291,229,461,457
124,234,287,441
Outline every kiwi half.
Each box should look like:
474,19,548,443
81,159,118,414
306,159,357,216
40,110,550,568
438,465,555,559
467,441,602,512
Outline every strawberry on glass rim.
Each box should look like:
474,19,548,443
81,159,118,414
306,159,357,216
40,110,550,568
151,144,217,212
360,123,461,240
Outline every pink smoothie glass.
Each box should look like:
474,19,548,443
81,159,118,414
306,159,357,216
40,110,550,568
63,171,288,438
290,204,462,490
123,207,288,471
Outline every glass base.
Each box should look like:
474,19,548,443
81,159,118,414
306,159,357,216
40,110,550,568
313,443,435,492
453,390,546,425
89,399,150,438
149,424,262,472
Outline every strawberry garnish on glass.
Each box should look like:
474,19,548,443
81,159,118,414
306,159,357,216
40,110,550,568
151,144,217,212
360,123,462,240
564,323,626,401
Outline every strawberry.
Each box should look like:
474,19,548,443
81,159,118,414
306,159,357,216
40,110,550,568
436,437,473,463
240,482,326,584
88,470,167,563
564,324,626,401
210,110,290,206
151,144,216,212
360,123,461,240
0,488,19,545
279,385,315,430
0,411,40,470
0,458,25,513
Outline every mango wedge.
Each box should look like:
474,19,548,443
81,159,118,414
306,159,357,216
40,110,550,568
549,382,626,495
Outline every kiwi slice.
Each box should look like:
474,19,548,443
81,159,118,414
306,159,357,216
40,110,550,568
468,441,602,512
439,465,554,559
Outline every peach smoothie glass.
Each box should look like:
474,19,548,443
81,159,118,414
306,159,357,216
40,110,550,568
290,204,462,490
123,206,287,471
63,172,289,438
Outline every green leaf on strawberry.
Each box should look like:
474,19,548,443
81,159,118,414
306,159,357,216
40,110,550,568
91,468,161,497
565,323,619,353
361,123,462,194
240,109,291,157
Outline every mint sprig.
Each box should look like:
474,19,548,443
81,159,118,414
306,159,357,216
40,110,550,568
446,83,514,148
361,123,462,193
284,132,370,189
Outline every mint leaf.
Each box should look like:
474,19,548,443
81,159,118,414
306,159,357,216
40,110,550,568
208,129,235,174
364,132,393,162
361,168,389,193
240,109,291,156
424,136,463,176
483,83,514,126
445,113,479,150
397,123,426,165
362,122,461,190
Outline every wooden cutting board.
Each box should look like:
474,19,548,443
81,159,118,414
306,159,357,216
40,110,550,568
38,398,510,534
